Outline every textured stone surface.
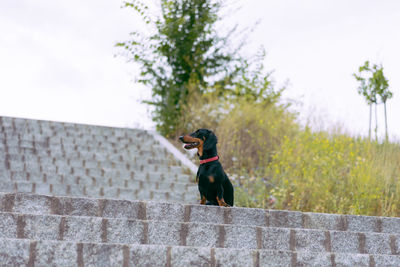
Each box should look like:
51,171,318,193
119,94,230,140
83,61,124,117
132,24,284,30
304,212,343,231
269,210,302,229
82,243,125,267
365,232,392,255
171,246,211,267
262,227,291,251
330,230,359,253
334,253,369,267
295,229,327,252
0,238,30,266
224,225,258,249
130,244,167,267
214,248,254,267
148,221,181,246
63,216,102,242
373,254,400,266
107,218,144,244
259,250,292,267
186,222,219,247
347,215,377,233
0,213,17,238
35,240,77,267
296,251,332,266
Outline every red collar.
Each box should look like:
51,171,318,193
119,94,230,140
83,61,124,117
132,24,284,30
199,156,219,164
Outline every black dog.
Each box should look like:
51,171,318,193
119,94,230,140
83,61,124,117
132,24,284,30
179,129,234,207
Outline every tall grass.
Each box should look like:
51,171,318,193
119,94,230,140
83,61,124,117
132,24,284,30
264,130,400,216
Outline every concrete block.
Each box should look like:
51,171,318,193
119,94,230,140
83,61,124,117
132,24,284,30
0,213,17,238
63,216,102,242
334,253,369,267
186,222,219,247
146,202,185,222
262,227,291,251
214,248,254,267
35,240,77,266
231,207,267,227
189,205,225,225
330,230,359,253
347,215,377,233
102,199,144,220
58,197,100,217
296,251,332,266
259,250,292,267
365,232,391,255
148,221,181,246
295,229,327,252
171,246,211,267
82,243,125,267
107,218,144,244
224,224,258,249
373,254,400,266
0,238,30,266
24,214,61,240
130,244,167,267
35,184,51,195
269,210,302,229
304,212,342,231
15,182,32,193
381,217,400,234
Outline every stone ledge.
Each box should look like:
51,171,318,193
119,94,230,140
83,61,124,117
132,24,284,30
0,238,399,267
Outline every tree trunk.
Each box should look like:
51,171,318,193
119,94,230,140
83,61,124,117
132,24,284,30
374,103,378,142
384,101,388,142
369,104,372,140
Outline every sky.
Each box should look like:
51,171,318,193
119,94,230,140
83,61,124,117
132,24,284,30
1,0,399,140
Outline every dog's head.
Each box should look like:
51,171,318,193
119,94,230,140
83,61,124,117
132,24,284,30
179,129,217,156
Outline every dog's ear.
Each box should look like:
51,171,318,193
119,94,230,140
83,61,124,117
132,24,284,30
203,131,217,151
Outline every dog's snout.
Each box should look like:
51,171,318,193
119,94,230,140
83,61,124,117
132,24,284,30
179,135,184,142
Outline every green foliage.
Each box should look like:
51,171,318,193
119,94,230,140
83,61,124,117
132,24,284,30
216,100,298,173
119,0,245,137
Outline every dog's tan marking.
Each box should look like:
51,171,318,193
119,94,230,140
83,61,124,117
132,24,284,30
181,135,204,156
200,195,207,205
208,176,215,183
217,197,230,207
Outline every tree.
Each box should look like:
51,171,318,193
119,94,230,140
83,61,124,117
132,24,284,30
353,61,392,141
118,0,281,137
371,64,392,141
117,0,244,137
353,61,377,140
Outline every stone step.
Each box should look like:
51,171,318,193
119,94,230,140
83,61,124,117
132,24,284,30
0,211,399,256
2,193,398,235
1,147,172,161
0,184,197,203
2,238,400,267
0,161,183,175
1,175,197,191
0,157,182,175
2,171,193,184
0,117,148,135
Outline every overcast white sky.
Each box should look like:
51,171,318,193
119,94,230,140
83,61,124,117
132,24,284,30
0,0,399,140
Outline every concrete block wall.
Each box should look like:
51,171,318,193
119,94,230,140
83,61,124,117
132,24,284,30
0,116,399,266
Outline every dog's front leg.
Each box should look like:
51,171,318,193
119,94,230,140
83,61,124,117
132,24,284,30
216,185,230,207
200,195,206,205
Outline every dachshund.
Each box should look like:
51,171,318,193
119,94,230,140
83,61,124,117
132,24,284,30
179,129,234,207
